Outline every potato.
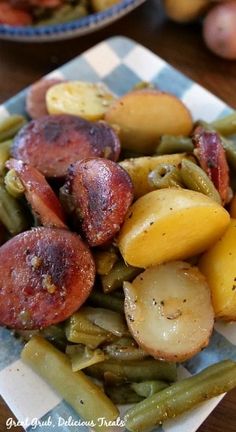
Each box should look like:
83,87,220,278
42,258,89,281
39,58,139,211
199,219,236,321
118,188,230,268
105,90,193,154
91,0,120,12
46,81,115,121
164,0,210,23
120,153,187,199
124,261,214,362
203,2,236,60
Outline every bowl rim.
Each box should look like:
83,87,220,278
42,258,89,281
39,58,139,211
0,0,142,37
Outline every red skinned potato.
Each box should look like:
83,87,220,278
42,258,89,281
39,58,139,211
12,115,120,179
26,78,64,120
61,158,134,247
0,227,95,330
203,1,236,60
0,2,32,25
193,126,229,204
6,159,67,229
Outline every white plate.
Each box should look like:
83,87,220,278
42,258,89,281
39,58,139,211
0,37,235,432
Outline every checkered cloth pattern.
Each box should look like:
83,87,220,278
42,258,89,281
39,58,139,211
0,36,235,432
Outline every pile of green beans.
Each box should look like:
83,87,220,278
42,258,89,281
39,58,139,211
125,360,236,431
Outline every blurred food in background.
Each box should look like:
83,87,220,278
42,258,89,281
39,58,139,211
164,0,236,60
0,0,120,26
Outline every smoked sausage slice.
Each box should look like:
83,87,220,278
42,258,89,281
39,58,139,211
0,227,95,329
61,158,134,246
12,114,120,179
26,78,64,120
6,159,67,229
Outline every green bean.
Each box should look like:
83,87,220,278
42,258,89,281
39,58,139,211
86,359,177,383
66,345,107,372
131,380,168,398
0,140,12,175
104,338,148,361
148,164,183,189
124,360,236,432
21,336,119,432
211,112,236,136
105,384,144,405
101,260,141,293
180,159,221,203
94,248,118,276
42,325,66,350
65,310,114,348
156,135,193,155
37,4,87,25
89,290,124,314
0,115,26,142
0,182,29,235
4,169,25,198
83,307,128,337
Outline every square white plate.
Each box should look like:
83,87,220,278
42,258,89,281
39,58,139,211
0,36,236,432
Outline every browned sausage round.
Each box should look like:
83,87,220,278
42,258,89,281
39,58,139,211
26,78,64,120
61,158,134,247
0,228,95,330
6,159,67,229
12,115,120,179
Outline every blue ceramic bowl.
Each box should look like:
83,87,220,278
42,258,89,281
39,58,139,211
0,0,146,42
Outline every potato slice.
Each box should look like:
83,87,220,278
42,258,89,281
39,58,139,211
105,90,193,153
118,188,230,268
46,81,115,121
91,0,120,12
199,219,236,321
120,153,186,198
164,0,210,23
124,261,214,362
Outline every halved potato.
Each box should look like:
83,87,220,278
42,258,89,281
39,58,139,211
119,153,187,198
105,90,193,154
199,219,236,321
124,261,214,362
118,188,230,268
46,81,115,121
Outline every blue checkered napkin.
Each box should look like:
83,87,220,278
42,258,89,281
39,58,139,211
0,36,235,432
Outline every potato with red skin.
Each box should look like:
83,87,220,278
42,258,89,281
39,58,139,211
61,158,134,247
0,2,32,25
26,78,65,120
6,159,67,229
203,1,236,60
0,227,95,330
12,115,120,179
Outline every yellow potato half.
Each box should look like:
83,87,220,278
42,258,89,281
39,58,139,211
46,81,115,121
120,153,187,199
105,90,193,154
199,219,236,321
118,188,230,268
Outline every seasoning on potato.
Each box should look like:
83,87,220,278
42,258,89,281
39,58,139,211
105,89,193,154
118,188,230,268
46,81,115,121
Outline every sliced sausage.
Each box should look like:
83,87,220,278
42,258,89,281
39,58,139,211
12,114,120,179
26,78,64,120
6,159,67,229
0,2,32,25
0,227,95,329
61,158,134,246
